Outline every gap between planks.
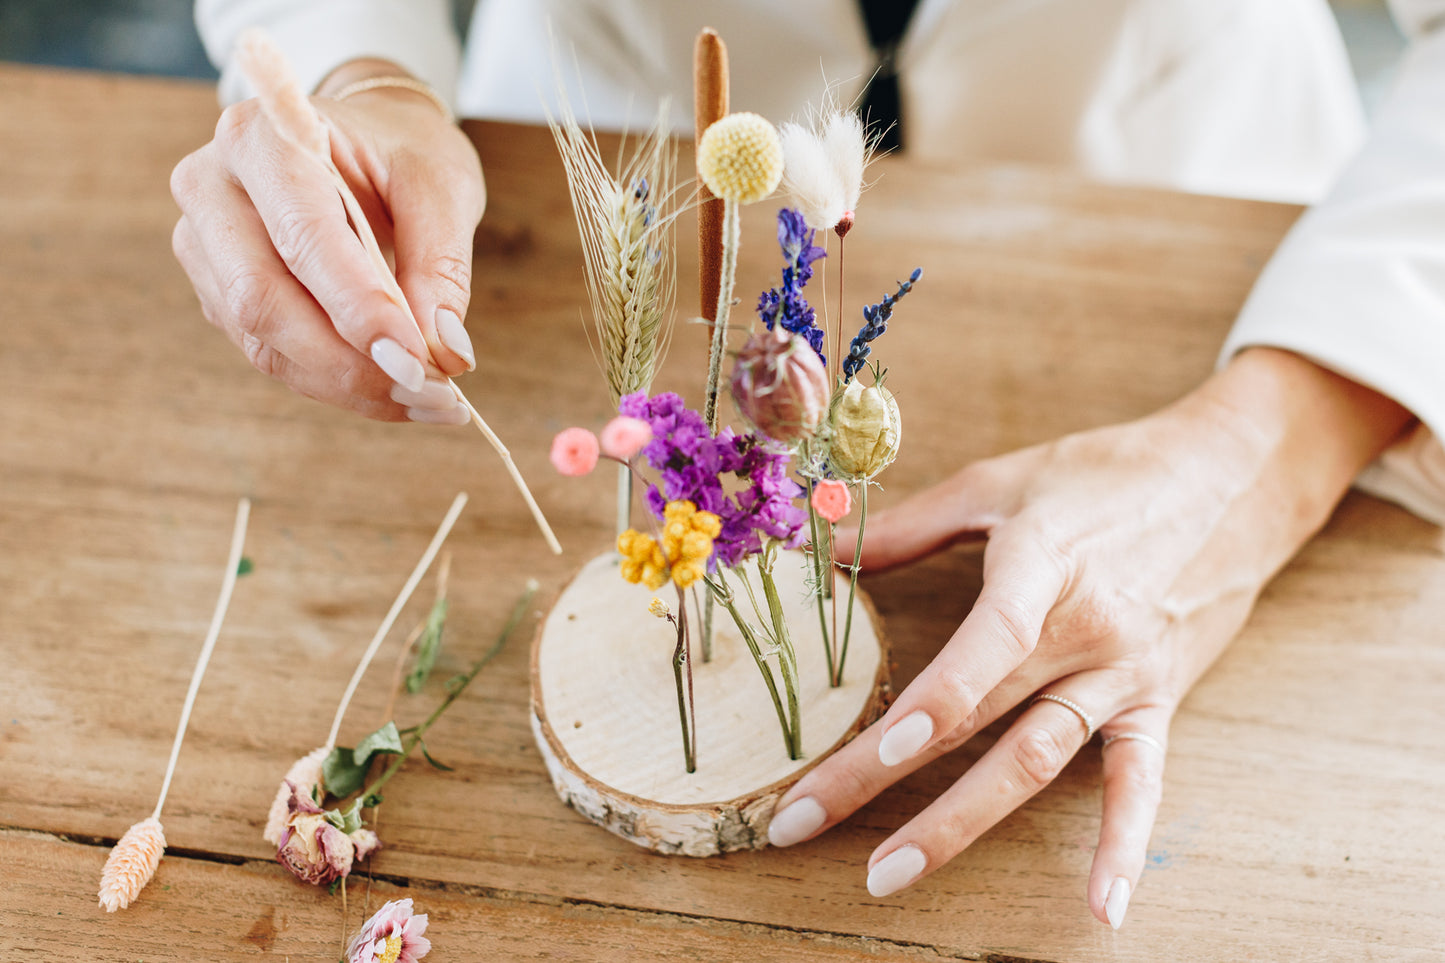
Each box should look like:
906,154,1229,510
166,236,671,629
0,826,1063,962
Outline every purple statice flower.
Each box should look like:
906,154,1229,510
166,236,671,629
756,208,827,363
619,392,808,568
842,267,923,382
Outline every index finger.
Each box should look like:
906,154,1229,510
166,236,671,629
874,531,1069,769
215,102,430,389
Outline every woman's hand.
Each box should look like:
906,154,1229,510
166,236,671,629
767,348,1412,928
170,59,485,423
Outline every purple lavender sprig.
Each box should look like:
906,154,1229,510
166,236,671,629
841,267,923,382
757,209,828,363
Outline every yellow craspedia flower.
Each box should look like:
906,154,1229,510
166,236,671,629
672,560,705,589
697,112,784,204
618,528,667,588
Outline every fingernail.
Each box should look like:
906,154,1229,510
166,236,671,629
390,377,458,411
435,308,475,370
878,711,934,767
406,404,470,426
768,797,826,848
371,337,425,392
1105,877,1131,930
867,844,926,898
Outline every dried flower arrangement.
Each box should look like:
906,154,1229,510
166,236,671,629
535,29,924,855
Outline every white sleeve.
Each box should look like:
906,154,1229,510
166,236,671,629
195,0,461,110
1220,10,1445,525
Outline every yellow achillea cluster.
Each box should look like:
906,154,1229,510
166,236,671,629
618,500,721,589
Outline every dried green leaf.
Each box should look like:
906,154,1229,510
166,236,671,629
352,721,403,765
322,747,367,798
236,557,254,576
405,597,449,693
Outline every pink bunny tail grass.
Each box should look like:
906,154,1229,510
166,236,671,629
234,28,329,159
98,817,166,912
263,746,330,846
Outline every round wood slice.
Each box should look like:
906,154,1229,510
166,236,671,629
531,550,889,857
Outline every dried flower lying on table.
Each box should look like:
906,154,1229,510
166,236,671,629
99,498,251,911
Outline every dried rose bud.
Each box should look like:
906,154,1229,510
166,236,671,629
730,328,830,444
827,380,901,480
275,781,355,886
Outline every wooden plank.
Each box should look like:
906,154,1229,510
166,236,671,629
0,830,963,961
2,65,1443,962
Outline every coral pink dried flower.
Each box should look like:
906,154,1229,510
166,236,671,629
550,427,600,476
347,898,432,963
98,817,166,912
599,416,652,461
263,746,328,846
811,480,852,523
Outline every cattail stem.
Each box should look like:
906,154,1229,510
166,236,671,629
694,28,729,322
153,497,251,820
325,493,468,750
702,198,741,434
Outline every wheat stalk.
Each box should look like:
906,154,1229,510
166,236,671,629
545,92,679,405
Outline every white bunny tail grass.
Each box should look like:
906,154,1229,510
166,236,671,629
546,94,679,405
779,89,879,233
99,818,166,913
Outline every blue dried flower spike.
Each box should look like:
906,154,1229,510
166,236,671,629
842,267,923,381
757,208,828,363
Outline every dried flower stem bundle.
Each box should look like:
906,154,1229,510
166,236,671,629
325,493,469,750
99,497,251,911
234,30,559,556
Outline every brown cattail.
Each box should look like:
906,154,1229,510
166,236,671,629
694,28,729,323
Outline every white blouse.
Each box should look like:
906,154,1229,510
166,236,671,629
195,0,1445,524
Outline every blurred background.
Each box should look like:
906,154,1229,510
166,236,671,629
0,0,1408,114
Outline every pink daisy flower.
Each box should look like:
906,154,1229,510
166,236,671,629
347,898,432,963
550,427,600,476
811,480,852,523
599,416,652,461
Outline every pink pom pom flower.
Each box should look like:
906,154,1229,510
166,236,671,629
600,416,652,461
550,427,600,476
811,480,852,523
347,898,432,963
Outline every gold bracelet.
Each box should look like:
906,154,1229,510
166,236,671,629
329,76,453,122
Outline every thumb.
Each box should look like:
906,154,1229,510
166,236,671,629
836,462,1013,573
390,164,487,377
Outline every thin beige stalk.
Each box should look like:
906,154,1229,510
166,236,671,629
234,30,559,556
324,493,468,750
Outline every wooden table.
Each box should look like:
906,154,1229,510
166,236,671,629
2,65,1442,962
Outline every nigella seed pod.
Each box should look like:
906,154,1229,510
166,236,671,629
827,380,902,480
730,328,831,444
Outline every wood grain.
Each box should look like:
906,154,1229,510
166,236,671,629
2,65,1443,962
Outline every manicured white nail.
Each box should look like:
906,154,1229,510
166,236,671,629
878,711,934,767
867,844,926,898
768,797,826,848
435,308,475,369
1105,877,1131,930
371,337,425,392
406,404,470,426
391,377,459,411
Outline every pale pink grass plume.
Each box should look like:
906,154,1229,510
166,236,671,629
551,427,600,476
811,480,852,523
600,416,652,460
347,898,432,963
263,745,329,845
98,817,166,912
